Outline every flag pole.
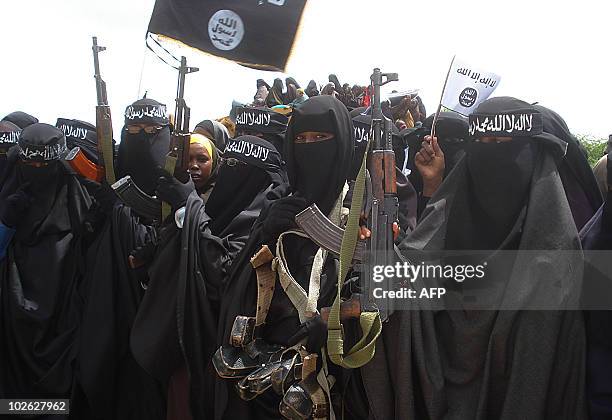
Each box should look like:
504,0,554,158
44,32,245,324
430,55,456,138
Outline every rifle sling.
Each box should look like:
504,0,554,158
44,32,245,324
327,137,382,369
162,154,178,220
250,245,276,327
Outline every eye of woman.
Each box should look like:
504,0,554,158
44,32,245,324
197,155,209,163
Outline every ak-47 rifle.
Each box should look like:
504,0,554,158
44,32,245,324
365,68,399,322
161,56,199,219
92,36,116,184
296,68,399,324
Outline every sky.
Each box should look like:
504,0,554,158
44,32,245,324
1,0,611,140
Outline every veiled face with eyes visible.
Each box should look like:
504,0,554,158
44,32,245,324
294,131,334,144
478,136,513,144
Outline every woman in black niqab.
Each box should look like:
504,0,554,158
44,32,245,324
215,95,354,419
266,78,285,107
304,79,319,97
131,135,286,420
116,98,171,196
0,123,94,402
360,97,587,420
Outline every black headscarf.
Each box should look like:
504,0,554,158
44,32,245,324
305,80,319,97
534,104,602,229
256,79,271,90
0,121,20,181
123,98,169,126
447,97,567,250
0,121,20,146
56,118,100,163
194,119,231,152
206,135,283,235
116,99,170,196
285,76,301,89
266,78,284,107
234,106,288,155
6,124,71,241
2,111,38,129
285,95,354,215
328,74,342,91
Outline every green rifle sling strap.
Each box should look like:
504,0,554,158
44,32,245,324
161,154,177,220
327,138,382,369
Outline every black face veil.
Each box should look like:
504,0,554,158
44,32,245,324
284,95,354,215
116,98,170,195
446,97,564,250
205,135,283,235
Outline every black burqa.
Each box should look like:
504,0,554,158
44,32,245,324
360,98,587,419
131,136,285,420
215,95,354,420
266,78,285,107
305,79,319,97
74,101,171,419
116,126,171,196
534,105,602,229
2,110,38,129
0,124,94,405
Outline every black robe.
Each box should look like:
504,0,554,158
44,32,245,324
214,184,353,420
580,152,612,419
361,147,587,419
0,171,94,408
535,105,603,230
130,182,282,420
73,203,165,420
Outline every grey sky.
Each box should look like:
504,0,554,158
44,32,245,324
1,0,610,139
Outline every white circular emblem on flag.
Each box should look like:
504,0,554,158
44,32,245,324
208,10,244,51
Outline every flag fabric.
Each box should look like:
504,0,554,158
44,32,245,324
441,58,501,116
147,0,307,72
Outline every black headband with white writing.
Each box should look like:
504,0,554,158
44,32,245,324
124,104,169,126
19,142,67,161
235,107,288,134
224,137,282,173
468,111,543,138
352,118,371,144
0,130,21,146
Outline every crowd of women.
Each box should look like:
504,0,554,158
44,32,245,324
0,73,611,419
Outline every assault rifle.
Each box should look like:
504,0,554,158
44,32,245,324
161,56,198,219
92,36,116,184
296,68,399,323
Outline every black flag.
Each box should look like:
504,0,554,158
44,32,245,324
147,0,307,72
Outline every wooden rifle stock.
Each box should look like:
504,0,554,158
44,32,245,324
320,294,362,323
